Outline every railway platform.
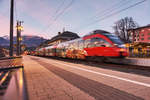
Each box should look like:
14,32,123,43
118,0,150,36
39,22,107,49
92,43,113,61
23,56,95,100
23,56,150,100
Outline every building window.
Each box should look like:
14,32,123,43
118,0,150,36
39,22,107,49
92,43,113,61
141,38,144,40
141,33,144,36
148,37,150,40
148,33,150,35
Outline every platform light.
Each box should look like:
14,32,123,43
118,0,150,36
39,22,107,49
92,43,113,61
17,26,23,31
120,48,126,52
19,37,22,41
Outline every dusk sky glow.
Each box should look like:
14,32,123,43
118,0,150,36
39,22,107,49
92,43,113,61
0,0,149,39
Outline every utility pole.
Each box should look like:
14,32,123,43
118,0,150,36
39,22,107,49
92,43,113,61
9,0,14,56
16,21,23,56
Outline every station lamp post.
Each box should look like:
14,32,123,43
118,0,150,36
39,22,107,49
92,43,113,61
16,21,23,56
9,0,14,56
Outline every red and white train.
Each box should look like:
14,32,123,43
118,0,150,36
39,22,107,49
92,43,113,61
32,30,128,61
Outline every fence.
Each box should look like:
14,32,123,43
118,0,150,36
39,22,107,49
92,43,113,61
128,47,150,58
0,56,23,70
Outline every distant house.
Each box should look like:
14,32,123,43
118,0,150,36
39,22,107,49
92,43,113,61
39,31,80,48
128,25,150,43
0,46,5,57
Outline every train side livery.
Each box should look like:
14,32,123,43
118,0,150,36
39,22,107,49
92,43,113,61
33,30,128,60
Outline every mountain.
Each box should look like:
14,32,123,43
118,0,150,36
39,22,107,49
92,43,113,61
21,36,47,47
2,35,9,40
0,35,47,47
0,37,9,46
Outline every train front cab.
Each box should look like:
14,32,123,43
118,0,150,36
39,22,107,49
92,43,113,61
83,33,128,59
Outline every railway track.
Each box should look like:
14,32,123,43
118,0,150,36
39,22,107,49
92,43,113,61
30,56,150,100
36,56,150,77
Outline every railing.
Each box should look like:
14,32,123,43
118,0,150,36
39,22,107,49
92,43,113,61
0,56,28,100
0,56,23,69
128,48,150,58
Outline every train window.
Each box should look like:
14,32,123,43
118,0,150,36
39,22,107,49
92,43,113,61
106,34,123,45
56,48,59,53
64,44,69,50
101,39,111,47
72,42,78,50
68,43,73,50
71,43,75,49
84,39,91,48
52,48,56,53
90,37,111,47
75,42,79,49
47,49,49,53
88,38,100,47
78,40,84,49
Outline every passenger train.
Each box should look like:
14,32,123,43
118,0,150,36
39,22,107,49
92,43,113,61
32,30,128,61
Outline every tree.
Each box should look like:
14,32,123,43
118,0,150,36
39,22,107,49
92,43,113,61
113,17,139,43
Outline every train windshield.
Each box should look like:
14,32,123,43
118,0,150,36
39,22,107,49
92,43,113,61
103,33,124,45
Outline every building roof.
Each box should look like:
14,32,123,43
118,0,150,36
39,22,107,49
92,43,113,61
84,29,110,37
46,31,80,43
38,31,80,48
128,25,150,31
53,31,79,40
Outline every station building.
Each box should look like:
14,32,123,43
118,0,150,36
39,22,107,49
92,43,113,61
38,31,80,48
128,25,150,43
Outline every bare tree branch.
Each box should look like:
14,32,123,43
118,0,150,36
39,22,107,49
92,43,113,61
113,17,139,43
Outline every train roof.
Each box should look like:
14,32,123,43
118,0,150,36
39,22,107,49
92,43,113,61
83,29,110,37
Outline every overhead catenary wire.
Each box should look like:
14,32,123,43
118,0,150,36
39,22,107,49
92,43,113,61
39,0,127,38
93,0,133,20
74,0,147,31
40,0,66,33
91,0,147,26
53,0,74,21
74,0,132,31
41,0,132,37
91,0,130,20
41,0,74,35
55,0,66,16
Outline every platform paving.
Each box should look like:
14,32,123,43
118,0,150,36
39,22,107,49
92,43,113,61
23,56,95,100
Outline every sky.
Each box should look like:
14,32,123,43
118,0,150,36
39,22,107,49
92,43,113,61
0,0,150,39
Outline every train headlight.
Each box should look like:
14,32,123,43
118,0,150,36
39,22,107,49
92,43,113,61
83,50,88,56
120,48,126,52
